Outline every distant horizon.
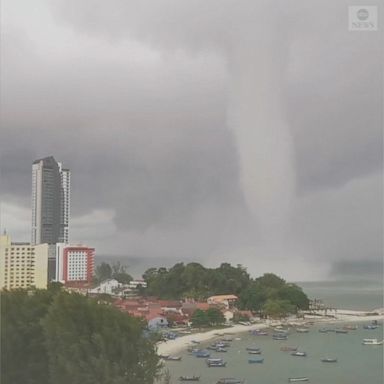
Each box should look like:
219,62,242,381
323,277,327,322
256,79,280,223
94,254,384,283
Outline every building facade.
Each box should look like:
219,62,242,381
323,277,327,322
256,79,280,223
31,156,70,245
0,234,49,290
61,246,95,285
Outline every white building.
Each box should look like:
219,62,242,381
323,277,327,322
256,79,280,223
128,279,147,289
88,279,121,295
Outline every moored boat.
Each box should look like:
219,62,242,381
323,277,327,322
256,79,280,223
248,357,264,363
207,358,227,367
296,328,309,333
165,355,182,361
216,378,244,384
248,350,262,354
246,346,261,352
280,346,298,352
321,357,338,363
363,325,378,330
343,324,358,330
291,351,307,357
273,334,288,340
179,376,200,381
362,338,384,345
194,349,210,358
252,330,268,336
335,329,348,334
288,377,309,382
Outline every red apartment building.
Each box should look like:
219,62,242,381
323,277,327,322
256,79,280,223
63,246,94,286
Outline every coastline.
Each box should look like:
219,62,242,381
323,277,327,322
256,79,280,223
156,308,384,356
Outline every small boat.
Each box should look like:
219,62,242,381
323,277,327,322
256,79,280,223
273,334,288,340
248,357,264,363
275,329,289,334
207,346,218,351
165,355,182,361
207,358,227,367
280,346,298,352
362,338,384,345
291,351,307,357
191,340,200,344
363,325,378,330
335,329,348,334
216,342,230,348
234,337,241,341
296,328,309,333
343,324,358,330
318,328,334,333
321,358,338,363
222,337,233,342
216,378,244,384
216,348,228,353
216,379,244,384
248,350,262,355
288,377,309,382
255,330,268,336
158,354,170,359
246,346,261,352
179,376,200,381
194,350,210,358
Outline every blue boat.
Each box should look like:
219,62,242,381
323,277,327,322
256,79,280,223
194,349,210,358
248,357,264,364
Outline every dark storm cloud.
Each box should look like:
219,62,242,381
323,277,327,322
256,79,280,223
0,0,382,279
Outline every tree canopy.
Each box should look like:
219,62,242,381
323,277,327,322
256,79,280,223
1,287,160,384
94,262,133,285
142,263,309,317
143,262,250,300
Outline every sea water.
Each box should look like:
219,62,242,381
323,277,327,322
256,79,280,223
297,279,383,311
164,324,383,384
164,279,383,384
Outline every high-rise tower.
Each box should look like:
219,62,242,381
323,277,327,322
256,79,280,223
31,156,70,244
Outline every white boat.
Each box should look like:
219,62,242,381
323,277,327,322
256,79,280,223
296,328,309,333
288,378,309,382
362,338,384,345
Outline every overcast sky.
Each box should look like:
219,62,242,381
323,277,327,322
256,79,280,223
0,0,382,280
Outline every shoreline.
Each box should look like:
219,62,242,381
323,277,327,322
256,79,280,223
156,308,384,356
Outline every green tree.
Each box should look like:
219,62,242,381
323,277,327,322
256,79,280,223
262,299,295,319
277,284,309,310
1,288,55,384
94,262,112,284
42,291,160,384
111,262,133,284
206,307,225,326
191,309,209,328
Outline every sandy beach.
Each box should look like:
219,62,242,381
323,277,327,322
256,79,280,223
156,308,384,356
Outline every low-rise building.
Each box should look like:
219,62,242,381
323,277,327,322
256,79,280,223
128,279,147,289
88,279,121,295
207,294,238,309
